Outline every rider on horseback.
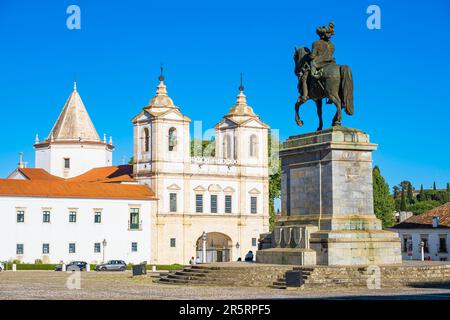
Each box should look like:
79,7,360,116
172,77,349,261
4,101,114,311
299,22,336,102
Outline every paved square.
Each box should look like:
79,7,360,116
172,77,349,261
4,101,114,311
1,271,450,300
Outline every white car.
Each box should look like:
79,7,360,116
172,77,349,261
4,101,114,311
0,262,4,271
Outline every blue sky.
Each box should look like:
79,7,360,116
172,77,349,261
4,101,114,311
0,0,449,190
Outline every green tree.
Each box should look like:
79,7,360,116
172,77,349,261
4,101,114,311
268,132,282,231
372,166,396,228
406,182,414,204
417,184,425,201
190,139,215,157
128,156,134,164
447,182,449,192
400,189,407,211
433,181,437,190
408,200,441,215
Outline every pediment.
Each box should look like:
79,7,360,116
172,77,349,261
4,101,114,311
208,184,222,192
193,185,206,192
248,188,261,195
167,184,181,191
223,186,235,193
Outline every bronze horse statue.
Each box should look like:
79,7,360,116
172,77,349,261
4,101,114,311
294,47,354,131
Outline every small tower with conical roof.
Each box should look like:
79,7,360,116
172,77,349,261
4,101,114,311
131,69,191,189
214,76,269,167
34,82,114,178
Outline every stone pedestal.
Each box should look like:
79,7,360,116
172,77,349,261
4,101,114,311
257,127,402,266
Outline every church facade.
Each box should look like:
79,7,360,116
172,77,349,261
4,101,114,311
0,76,270,265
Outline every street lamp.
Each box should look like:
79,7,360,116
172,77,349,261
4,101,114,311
102,239,107,263
420,241,424,262
236,242,240,249
202,231,207,263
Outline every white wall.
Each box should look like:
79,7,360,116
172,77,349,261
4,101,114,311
0,196,154,264
35,143,112,178
393,228,450,261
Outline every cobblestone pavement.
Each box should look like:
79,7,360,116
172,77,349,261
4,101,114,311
0,271,449,300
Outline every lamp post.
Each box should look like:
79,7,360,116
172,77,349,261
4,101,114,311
102,238,107,263
202,231,207,263
420,241,424,261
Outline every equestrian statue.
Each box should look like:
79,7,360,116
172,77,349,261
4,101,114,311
294,22,354,131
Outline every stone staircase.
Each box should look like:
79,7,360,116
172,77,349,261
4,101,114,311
271,263,450,290
157,262,450,290
157,264,292,287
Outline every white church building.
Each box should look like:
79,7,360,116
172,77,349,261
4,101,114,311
0,74,270,265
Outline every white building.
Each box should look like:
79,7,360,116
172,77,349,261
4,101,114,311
391,202,450,261
0,75,270,265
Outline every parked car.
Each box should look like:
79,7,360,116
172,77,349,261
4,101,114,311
95,260,127,271
0,262,4,271
55,261,88,271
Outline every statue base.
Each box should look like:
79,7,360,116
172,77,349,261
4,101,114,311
256,127,402,266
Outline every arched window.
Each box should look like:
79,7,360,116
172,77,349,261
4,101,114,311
142,128,150,152
168,127,177,151
223,134,232,159
250,134,258,158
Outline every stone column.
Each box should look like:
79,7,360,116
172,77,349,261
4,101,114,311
257,127,402,266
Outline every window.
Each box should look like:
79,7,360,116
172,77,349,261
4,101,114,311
250,134,258,157
69,211,77,223
251,196,257,214
69,243,76,254
439,235,447,253
64,158,70,169
168,127,176,151
42,243,50,254
420,235,429,253
17,210,25,223
223,134,232,159
129,208,140,230
43,211,51,223
402,236,408,252
169,193,177,212
196,194,203,213
16,244,24,255
131,242,138,252
143,127,150,152
94,243,101,253
170,238,176,248
210,195,218,213
94,211,102,223
252,238,257,247
225,195,232,213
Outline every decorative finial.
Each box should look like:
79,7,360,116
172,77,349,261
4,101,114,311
73,81,77,91
159,63,165,82
18,152,24,169
103,133,107,143
35,134,39,144
239,73,244,92
109,136,113,144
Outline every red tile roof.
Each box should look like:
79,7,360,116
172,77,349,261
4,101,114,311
0,179,155,200
393,202,450,229
18,168,64,181
67,165,135,183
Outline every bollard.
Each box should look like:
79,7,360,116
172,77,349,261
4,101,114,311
152,265,156,272
62,264,66,272
12,264,16,272
86,264,90,272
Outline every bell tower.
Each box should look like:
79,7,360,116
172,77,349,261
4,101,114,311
214,78,269,167
132,70,191,190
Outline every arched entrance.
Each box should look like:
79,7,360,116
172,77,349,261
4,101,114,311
196,232,232,263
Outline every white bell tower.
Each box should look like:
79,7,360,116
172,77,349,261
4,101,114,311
34,82,114,178
214,79,269,167
132,70,191,190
